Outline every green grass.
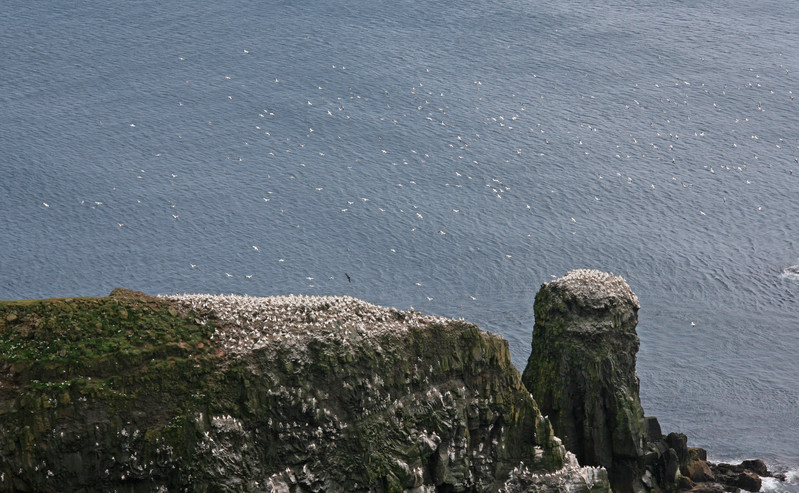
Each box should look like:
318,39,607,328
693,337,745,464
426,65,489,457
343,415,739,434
0,290,215,386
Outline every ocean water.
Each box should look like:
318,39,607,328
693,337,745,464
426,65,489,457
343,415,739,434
2,0,798,483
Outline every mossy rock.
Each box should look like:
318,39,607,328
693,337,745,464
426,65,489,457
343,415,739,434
0,291,568,492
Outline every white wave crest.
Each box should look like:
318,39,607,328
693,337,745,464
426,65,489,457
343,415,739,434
762,467,799,493
780,265,799,282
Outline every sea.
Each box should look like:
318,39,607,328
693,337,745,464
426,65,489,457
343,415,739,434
1,0,798,487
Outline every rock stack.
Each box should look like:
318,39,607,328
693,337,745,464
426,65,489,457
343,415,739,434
522,269,777,492
521,269,646,492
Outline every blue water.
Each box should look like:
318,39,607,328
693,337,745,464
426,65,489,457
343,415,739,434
2,0,798,481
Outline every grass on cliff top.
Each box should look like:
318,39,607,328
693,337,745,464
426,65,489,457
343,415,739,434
0,288,216,385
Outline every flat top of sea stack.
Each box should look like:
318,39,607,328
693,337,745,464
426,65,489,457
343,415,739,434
546,269,640,310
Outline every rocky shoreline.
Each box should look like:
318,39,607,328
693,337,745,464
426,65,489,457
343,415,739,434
0,274,792,491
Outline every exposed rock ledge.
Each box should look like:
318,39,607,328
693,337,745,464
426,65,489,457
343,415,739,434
0,288,608,492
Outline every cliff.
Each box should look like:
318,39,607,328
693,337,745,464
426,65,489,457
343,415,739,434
521,269,647,492
0,288,609,492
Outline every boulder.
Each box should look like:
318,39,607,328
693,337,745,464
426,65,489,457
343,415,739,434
710,461,766,492
644,416,663,443
731,471,762,492
666,432,689,466
740,459,769,476
676,474,694,490
522,269,646,492
686,459,715,482
689,447,708,462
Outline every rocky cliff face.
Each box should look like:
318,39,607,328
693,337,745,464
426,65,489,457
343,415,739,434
0,288,609,492
521,269,646,492
521,270,780,493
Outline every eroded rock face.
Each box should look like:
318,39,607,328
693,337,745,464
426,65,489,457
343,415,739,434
522,269,647,492
500,452,611,492
0,290,595,492
519,270,784,493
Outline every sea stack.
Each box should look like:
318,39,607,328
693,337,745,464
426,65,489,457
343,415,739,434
522,269,647,492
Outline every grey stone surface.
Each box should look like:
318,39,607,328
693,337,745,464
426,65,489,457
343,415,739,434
522,269,646,492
